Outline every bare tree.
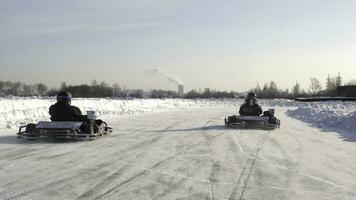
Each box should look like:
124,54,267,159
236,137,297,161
326,75,336,92
23,84,38,96
292,81,301,98
112,83,121,97
36,83,48,96
60,82,67,91
309,78,322,95
253,83,262,94
336,72,342,87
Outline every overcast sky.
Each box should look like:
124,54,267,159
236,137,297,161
1,0,356,91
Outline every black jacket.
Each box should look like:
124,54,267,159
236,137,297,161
49,102,87,121
239,99,262,116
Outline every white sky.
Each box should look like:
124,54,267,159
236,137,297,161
1,0,356,92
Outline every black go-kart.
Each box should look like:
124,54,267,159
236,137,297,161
18,120,112,140
225,109,281,129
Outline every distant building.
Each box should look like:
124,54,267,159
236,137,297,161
178,85,184,97
337,85,356,97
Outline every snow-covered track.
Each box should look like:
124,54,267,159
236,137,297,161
1,107,356,200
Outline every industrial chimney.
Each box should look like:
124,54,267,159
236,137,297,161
178,84,184,97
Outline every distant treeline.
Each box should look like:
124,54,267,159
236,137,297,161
184,88,237,99
0,80,181,98
0,81,50,96
62,81,239,99
251,73,347,99
1,74,355,99
0,80,238,99
61,81,179,98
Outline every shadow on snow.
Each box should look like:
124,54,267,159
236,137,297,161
146,124,272,133
0,135,84,145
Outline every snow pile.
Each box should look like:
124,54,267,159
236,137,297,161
0,98,227,129
0,98,52,129
287,101,356,132
0,97,298,130
194,98,299,108
259,99,299,107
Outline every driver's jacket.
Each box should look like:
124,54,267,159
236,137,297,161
239,101,262,116
49,101,87,121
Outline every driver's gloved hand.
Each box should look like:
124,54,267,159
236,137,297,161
95,119,103,125
263,111,270,117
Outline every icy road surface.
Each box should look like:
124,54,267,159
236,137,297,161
1,107,356,200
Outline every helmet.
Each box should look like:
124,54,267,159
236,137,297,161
247,92,256,99
56,91,72,104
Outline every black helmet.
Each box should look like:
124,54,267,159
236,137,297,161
247,92,256,99
56,91,72,104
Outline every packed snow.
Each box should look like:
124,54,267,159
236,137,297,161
287,101,356,140
1,97,355,135
1,98,356,199
1,106,356,200
0,97,231,130
0,97,298,130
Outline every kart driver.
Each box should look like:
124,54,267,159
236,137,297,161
49,91,87,121
239,92,262,116
239,92,278,124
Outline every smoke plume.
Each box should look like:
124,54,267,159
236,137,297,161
146,68,184,86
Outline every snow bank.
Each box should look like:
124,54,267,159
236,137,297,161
0,97,234,130
259,99,299,107
287,101,356,132
2,96,336,131
0,97,297,130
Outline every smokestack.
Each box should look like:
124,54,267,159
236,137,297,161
146,68,185,97
178,84,184,97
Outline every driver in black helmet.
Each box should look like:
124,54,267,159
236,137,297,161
239,92,263,116
49,91,87,121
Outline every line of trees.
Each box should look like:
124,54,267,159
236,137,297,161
63,82,238,99
0,73,353,99
0,80,180,99
61,81,146,98
252,82,291,99
0,81,49,96
0,80,239,99
251,73,344,99
184,88,237,99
